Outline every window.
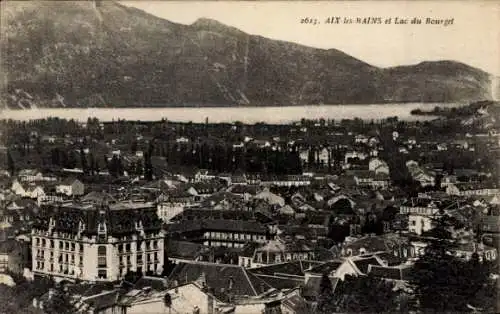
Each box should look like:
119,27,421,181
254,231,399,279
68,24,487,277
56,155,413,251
125,244,131,252
36,238,40,246
42,239,46,247
98,269,107,279
71,243,75,251
153,240,158,249
98,246,107,268
50,240,54,248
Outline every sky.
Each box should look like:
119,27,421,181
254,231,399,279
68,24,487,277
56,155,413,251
121,1,500,75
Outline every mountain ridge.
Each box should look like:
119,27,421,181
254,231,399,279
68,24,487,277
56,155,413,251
0,1,495,109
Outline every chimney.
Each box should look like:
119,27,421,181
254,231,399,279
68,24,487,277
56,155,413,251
259,283,266,294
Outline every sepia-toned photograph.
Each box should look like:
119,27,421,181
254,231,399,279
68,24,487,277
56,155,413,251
0,1,499,313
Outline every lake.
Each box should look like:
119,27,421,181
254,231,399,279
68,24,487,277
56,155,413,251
0,103,465,124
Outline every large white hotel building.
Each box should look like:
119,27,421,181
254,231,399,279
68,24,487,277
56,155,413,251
31,201,165,282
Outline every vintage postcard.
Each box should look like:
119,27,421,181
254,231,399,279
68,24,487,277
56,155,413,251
0,1,499,313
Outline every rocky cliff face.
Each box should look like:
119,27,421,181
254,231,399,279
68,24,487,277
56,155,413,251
0,1,494,109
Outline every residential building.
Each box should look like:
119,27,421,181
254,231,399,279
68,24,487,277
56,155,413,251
167,219,268,249
242,239,316,268
400,198,440,235
55,178,85,196
155,191,195,223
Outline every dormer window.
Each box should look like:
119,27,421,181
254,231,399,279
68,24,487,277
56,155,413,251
98,222,107,235
256,252,263,263
48,217,56,232
78,221,86,236
135,220,144,231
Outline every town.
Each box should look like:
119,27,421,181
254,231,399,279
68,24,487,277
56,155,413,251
0,101,499,313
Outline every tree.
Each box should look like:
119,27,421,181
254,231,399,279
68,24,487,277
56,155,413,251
7,149,15,176
80,147,88,175
410,216,496,313
144,151,153,181
316,273,335,314
108,155,124,177
43,286,75,314
332,274,398,313
130,140,138,154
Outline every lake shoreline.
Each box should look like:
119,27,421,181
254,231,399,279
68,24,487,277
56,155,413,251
0,103,467,124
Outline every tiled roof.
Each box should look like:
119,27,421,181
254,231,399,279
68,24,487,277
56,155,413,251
302,276,339,298
65,282,115,297
368,265,403,280
328,198,355,215
249,261,307,277
166,240,203,260
59,177,81,186
168,261,273,299
230,185,261,195
306,261,343,275
238,242,258,258
255,275,304,290
0,239,22,254
133,276,168,291
343,235,396,253
83,289,121,311
375,252,404,266
352,256,384,274
167,219,267,234
171,209,272,224
81,191,117,204
33,203,162,235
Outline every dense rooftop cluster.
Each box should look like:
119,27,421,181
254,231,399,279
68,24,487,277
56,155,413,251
0,102,499,313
